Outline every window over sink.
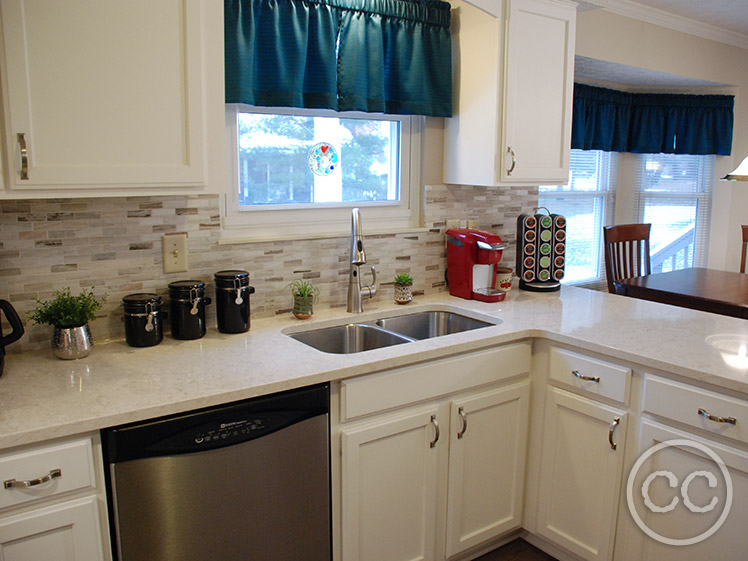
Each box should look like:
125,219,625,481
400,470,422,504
222,105,423,242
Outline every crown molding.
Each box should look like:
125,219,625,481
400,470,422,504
585,0,748,50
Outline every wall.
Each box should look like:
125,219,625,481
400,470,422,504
575,9,748,272
0,185,537,353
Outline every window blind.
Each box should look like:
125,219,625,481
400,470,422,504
635,154,714,272
539,150,617,287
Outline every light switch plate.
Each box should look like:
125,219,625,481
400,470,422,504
162,233,188,273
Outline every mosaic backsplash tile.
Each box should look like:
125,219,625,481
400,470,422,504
0,185,538,352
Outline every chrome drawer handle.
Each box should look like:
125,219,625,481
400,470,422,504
17,133,28,180
4,468,62,489
430,415,440,448
608,417,620,450
698,408,737,425
506,146,517,175
457,406,468,439
572,370,600,383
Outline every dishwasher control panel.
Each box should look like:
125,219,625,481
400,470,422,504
194,416,267,444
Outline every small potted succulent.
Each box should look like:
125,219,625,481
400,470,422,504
288,279,319,319
29,287,105,359
393,273,414,304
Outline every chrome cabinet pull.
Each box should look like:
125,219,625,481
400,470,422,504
17,133,28,180
698,408,737,425
429,415,440,448
572,369,600,383
4,468,62,489
506,146,517,175
457,406,468,439
608,417,620,450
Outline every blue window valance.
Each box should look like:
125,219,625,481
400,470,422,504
224,0,453,117
571,83,734,155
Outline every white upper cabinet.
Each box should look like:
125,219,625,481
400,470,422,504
0,0,222,197
444,0,576,186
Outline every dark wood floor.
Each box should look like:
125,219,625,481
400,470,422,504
475,539,557,561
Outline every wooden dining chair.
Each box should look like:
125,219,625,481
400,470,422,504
603,224,652,294
741,225,748,274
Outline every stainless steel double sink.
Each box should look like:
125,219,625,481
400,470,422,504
287,310,499,354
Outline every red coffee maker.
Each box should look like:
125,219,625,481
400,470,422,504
446,229,507,302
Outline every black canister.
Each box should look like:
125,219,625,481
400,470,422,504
122,293,163,347
168,280,211,340
214,270,255,333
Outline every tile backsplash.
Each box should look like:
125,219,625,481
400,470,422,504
0,184,538,352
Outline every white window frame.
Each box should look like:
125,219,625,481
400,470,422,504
221,104,424,242
539,149,617,288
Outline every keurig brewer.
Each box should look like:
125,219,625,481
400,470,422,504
446,228,508,302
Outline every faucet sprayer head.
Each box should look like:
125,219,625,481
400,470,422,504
351,208,366,265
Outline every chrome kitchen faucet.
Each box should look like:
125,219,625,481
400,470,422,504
347,208,378,313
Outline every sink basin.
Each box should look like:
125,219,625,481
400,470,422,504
375,311,494,340
288,323,414,354
287,309,498,354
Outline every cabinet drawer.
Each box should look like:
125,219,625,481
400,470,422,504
341,343,531,421
0,438,96,511
643,375,748,445
548,346,631,405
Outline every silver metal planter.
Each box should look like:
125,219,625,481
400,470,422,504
52,324,93,360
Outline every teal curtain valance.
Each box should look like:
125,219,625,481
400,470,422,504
571,83,734,155
224,0,453,117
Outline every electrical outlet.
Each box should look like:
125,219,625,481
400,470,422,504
162,233,188,273
445,218,460,230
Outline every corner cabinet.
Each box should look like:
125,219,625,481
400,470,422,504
531,346,632,561
444,0,576,186
331,343,531,561
0,0,224,198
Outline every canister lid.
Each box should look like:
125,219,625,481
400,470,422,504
214,270,250,288
122,293,162,313
168,280,206,295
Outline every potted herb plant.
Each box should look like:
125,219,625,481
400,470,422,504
393,273,414,304
288,279,319,319
29,287,105,359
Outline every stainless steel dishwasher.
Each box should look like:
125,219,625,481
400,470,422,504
102,383,330,561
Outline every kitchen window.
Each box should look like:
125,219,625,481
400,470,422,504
636,153,714,272
539,150,617,286
222,104,423,241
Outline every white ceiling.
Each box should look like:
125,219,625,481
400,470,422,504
622,0,748,37
582,0,748,48
576,0,748,88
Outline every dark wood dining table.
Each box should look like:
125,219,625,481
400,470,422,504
614,267,748,319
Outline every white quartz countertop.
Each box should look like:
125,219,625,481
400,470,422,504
2,285,748,450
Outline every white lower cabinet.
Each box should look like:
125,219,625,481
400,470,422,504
334,343,532,561
341,406,441,561
617,421,748,561
0,435,109,561
445,384,529,557
535,387,628,561
0,496,104,561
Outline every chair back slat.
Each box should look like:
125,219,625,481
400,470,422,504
603,224,652,294
741,225,748,274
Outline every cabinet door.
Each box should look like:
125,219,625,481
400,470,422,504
446,381,530,557
620,420,748,561
536,387,627,561
0,0,206,191
0,496,104,561
341,407,442,561
501,0,575,184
